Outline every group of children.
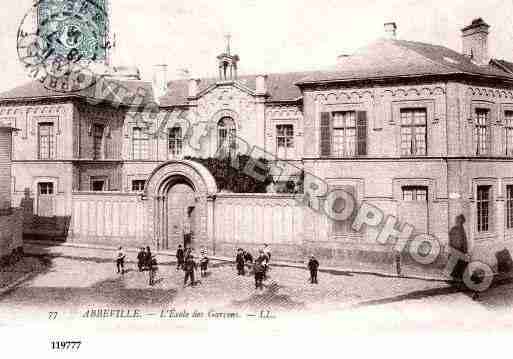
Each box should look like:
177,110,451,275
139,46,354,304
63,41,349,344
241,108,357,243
235,244,274,290
116,243,321,289
175,245,210,287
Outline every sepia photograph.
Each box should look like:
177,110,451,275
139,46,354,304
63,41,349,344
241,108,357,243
1,0,513,356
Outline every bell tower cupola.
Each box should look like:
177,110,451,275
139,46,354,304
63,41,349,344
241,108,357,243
217,34,240,81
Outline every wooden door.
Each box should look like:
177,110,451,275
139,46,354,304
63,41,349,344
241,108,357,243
166,183,196,250
37,182,55,217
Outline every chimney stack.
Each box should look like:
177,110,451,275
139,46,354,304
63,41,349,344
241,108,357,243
461,18,490,66
384,22,397,39
337,54,351,68
152,64,168,101
188,78,200,98
255,74,267,96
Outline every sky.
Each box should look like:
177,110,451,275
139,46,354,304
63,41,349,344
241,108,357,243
1,0,512,93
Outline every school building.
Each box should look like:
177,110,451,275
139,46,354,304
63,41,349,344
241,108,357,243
2,18,513,272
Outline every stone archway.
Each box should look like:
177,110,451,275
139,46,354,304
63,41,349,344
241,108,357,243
144,160,218,251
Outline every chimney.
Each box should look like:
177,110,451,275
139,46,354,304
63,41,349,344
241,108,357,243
461,18,490,66
177,68,190,79
152,64,168,100
188,78,200,98
337,54,351,68
384,22,397,39
255,74,267,96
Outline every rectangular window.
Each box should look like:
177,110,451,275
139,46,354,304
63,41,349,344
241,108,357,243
505,112,513,156
477,185,491,232
276,124,294,159
90,177,107,192
320,111,367,157
132,127,149,160
400,109,427,156
332,111,356,157
93,124,104,160
38,123,55,159
168,127,183,157
474,109,490,155
38,182,54,195
507,185,513,229
402,186,428,201
132,180,146,192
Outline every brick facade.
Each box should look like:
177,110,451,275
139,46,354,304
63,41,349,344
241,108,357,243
2,19,513,271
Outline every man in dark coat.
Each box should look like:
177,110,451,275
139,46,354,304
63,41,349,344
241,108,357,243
183,252,197,287
307,255,320,284
176,245,185,271
448,214,469,280
236,249,245,275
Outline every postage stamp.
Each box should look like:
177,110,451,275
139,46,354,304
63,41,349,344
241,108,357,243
1,0,513,356
16,0,109,93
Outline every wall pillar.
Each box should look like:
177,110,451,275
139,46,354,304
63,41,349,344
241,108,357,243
207,195,216,254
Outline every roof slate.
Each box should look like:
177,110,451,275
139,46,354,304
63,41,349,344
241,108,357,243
3,39,513,105
157,71,312,106
297,39,513,84
0,77,155,106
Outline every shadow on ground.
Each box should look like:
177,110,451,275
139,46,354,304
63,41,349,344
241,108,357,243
231,281,305,311
0,275,177,308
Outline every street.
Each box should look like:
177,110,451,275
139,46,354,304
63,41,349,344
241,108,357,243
1,243,513,332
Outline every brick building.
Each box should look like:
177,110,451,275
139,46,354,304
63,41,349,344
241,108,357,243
1,18,513,269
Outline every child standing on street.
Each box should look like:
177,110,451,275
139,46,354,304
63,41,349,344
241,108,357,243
253,259,265,290
116,246,126,275
236,248,245,275
137,247,145,272
307,255,319,284
176,244,185,271
183,252,197,287
199,250,209,277
148,255,158,286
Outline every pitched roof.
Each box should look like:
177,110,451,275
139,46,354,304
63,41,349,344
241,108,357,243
4,38,513,105
0,77,155,106
491,59,513,74
0,71,312,106
157,71,313,106
296,39,513,85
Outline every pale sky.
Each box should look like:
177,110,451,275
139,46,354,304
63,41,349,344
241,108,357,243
1,0,512,93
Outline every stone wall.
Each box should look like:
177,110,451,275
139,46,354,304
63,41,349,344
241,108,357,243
213,193,303,259
69,192,151,248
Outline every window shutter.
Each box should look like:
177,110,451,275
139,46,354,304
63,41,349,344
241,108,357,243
356,111,367,156
320,112,331,157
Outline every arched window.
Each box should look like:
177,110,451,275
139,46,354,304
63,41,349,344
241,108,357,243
217,117,236,155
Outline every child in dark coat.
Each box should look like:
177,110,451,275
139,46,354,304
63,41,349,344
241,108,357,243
307,255,319,284
137,247,145,271
236,249,245,275
183,253,197,287
148,255,158,286
253,260,265,290
176,245,185,271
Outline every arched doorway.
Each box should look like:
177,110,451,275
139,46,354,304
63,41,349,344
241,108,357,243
144,160,218,252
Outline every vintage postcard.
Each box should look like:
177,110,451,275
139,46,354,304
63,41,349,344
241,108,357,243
1,0,513,356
